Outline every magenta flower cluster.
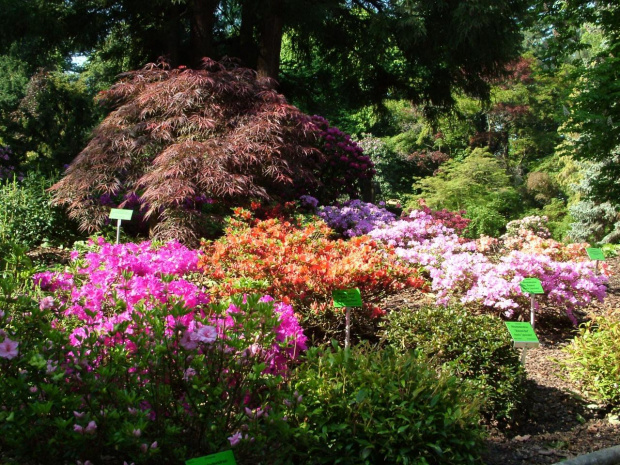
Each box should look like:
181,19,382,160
318,199,396,237
310,115,375,199
33,238,307,371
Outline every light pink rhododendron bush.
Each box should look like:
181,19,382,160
332,206,607,323
0,239,307,464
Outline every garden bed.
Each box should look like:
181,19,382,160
381,258,620,464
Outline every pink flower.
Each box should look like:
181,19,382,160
84,420,97,434
39,296,55,310
74,424,84,434
190,324,217,344
228,431,242,446
180,331,198,350
0,309,4,318
0,337,18,359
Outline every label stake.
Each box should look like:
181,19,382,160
109,208,134,244
116,219,122,244
345,307,351,349
519,278,544,330
586,248,605,276
332,288,363,349
505,322,540,365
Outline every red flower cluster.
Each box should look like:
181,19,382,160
199,215,426,321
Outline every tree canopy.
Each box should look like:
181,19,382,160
0,0,530,111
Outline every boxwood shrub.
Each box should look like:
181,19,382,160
381,305,526,422
290,343,485,465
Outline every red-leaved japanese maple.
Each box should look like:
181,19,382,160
51,58,363,243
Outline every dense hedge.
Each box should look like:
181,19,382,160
381,305,526,421
290,343,485,464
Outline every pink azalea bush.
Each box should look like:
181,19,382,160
368,210,607,321
1,238,307,464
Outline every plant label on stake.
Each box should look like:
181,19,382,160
586,248,605,275
109,208,133,244
519,278,544,330
505,321,539,365
185,450,237,465
332,288,363,349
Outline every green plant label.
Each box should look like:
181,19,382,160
519,278,544,295
109,208,133,221
332,288,363,308
186,450,237,465
505,322,540,349
586,248,605,261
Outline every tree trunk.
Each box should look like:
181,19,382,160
189,0,219,67
239,1,259,69
163,3,184,66
257,0,284,81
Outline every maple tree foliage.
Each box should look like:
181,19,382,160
50,58,358,243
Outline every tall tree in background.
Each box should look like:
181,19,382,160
0,0,530,174
536,1,620,204
0,0,530,102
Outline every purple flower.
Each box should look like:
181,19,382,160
0,337,19,359
228,431,242,446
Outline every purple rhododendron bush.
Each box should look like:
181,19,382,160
0,239,307,464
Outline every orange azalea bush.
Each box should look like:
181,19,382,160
198,210,426,340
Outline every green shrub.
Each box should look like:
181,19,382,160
290,343,485,465
463,203,508,238
381,305,526,422
562,310,620,410
0,240,37,299
0,171,80,247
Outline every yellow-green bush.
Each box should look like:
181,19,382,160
562,310,620,410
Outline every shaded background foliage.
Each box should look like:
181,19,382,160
0,0,618,243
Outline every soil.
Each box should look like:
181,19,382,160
383,258,620,464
